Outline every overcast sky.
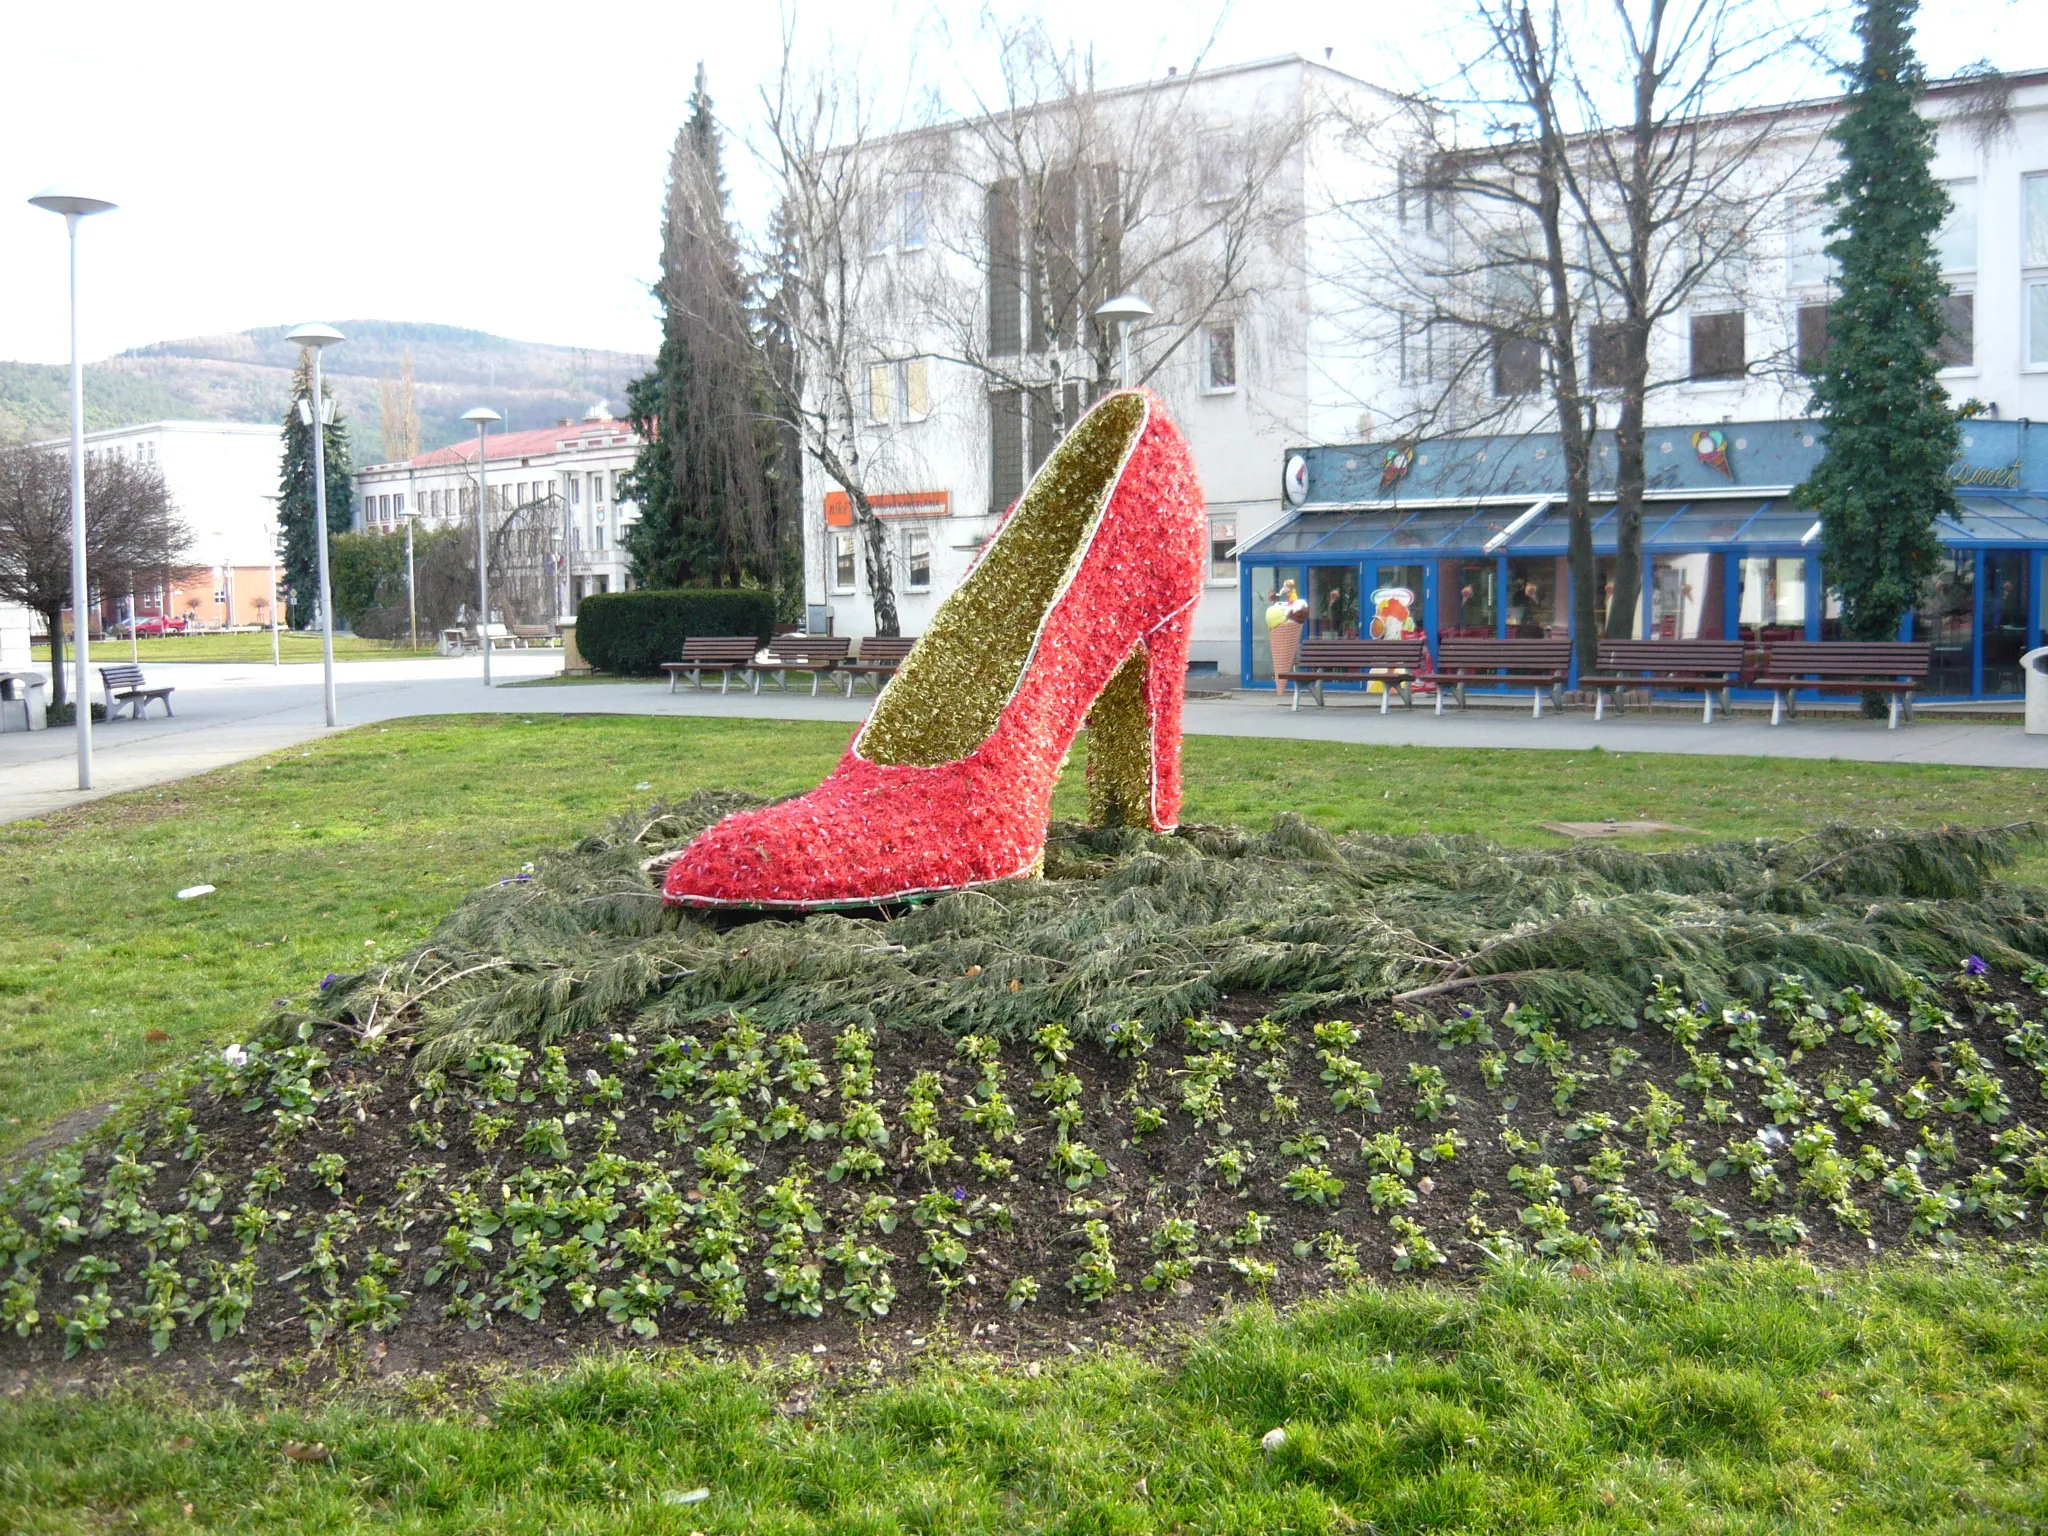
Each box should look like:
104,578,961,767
2,0,2039,367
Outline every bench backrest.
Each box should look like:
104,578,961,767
1594,640,1747,677
1437,638,1572,674
763,635,851,663
1293,638,1430,671
854,636,919,665
1762,641,1931,680
512,624,553,638
98,664,147,690
677,636,763,663
481,622,510,639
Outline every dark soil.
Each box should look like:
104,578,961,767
5,962,2044,1392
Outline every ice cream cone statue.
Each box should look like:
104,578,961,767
1265,579,1309,694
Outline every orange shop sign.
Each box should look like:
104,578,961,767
823,489,951,527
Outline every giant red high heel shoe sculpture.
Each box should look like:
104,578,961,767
660,389,1206,911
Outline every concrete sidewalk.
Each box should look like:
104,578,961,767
2,656,2041,826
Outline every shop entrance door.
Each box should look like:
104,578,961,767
1244,564,1305,682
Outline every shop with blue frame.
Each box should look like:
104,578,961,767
1239,418,2047,701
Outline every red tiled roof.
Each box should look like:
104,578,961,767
403,418,640,469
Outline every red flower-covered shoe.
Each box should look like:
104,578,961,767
660,389,1206,910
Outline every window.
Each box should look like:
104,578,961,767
1205,325,1237,391
1787,197,1834,290
869,363,892,423
1198,130,1235,203
1937,178,1977,273
905,529,931,590
590,472,604,507
904,358,929,421
1208,516,1237,582
986,180,1022,354
594,526,606,552
1493,336,1541,396
2026,173,2048,367
566,476,580,506
833,532,856,592
1797,302,1832,375
989,389,1025,509
900,186,927,251
1938,292,1975,369
1587,321,1628,389
1689,311,1745,381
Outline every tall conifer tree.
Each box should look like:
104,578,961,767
625,65,776,589
277,350,354,628
1795,0,1962,646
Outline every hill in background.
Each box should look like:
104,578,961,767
0,320,652,463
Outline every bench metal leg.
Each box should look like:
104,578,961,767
1702,692,1712,725
1593,690,1604,722
1770,690,1784,726
1531,687,1542,719
1434,686,1444,716
1379,683,1390,715
1887,695,1899,730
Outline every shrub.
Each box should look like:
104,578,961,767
575,589,777,674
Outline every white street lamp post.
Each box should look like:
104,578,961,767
1093,292,1155,388
399,510,419,652
462,406,502,686
286,323,345,724
28,187,116,791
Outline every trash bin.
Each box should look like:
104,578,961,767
2025,647,2048,737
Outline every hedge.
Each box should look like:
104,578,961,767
574,589,778,674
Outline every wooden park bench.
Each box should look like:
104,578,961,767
836,636,919,696
1753,641,1932,729
479,622,523,651
754,634,852,696
511,624,558,648
1581,639,1750,724
662,637,763,694
1433,637,1572,718
97,663,175,720
1277,637,1431,713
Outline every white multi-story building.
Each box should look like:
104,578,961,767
353,404,643,611
33,420,286,629
796,54,1401,667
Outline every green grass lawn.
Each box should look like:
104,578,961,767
6,1252,2045,1532
6,718,2048,1532
34,633,441,665
5,715,2047,1153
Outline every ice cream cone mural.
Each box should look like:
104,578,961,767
1692,427,1732,479
1266,579,1309,693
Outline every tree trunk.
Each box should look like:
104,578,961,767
41,604,68,708
1608,381,1647,639
851,494,899,638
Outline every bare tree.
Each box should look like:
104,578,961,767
379,348,422,463
1331,0,1824,671
756,27,911,635
904,18,1307,442
0,445,193,707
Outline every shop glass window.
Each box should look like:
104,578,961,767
1245,564,1305,682
1650,553,1721,639
1438,558,1496,638
1506,557,1560,637
1309,566,1361,639
1984,553,2030,695
1917,552,1974,696
1738,556,1806,640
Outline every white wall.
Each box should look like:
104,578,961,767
0,598,32,672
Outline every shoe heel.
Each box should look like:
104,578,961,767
1085,604,1192,832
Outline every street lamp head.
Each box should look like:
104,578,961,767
1093,292,1155,325
462,406,503,427
285,322,344,350
28,187,116,220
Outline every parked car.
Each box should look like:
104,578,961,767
113,614,190,637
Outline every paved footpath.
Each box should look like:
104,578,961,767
2,655,2041,825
